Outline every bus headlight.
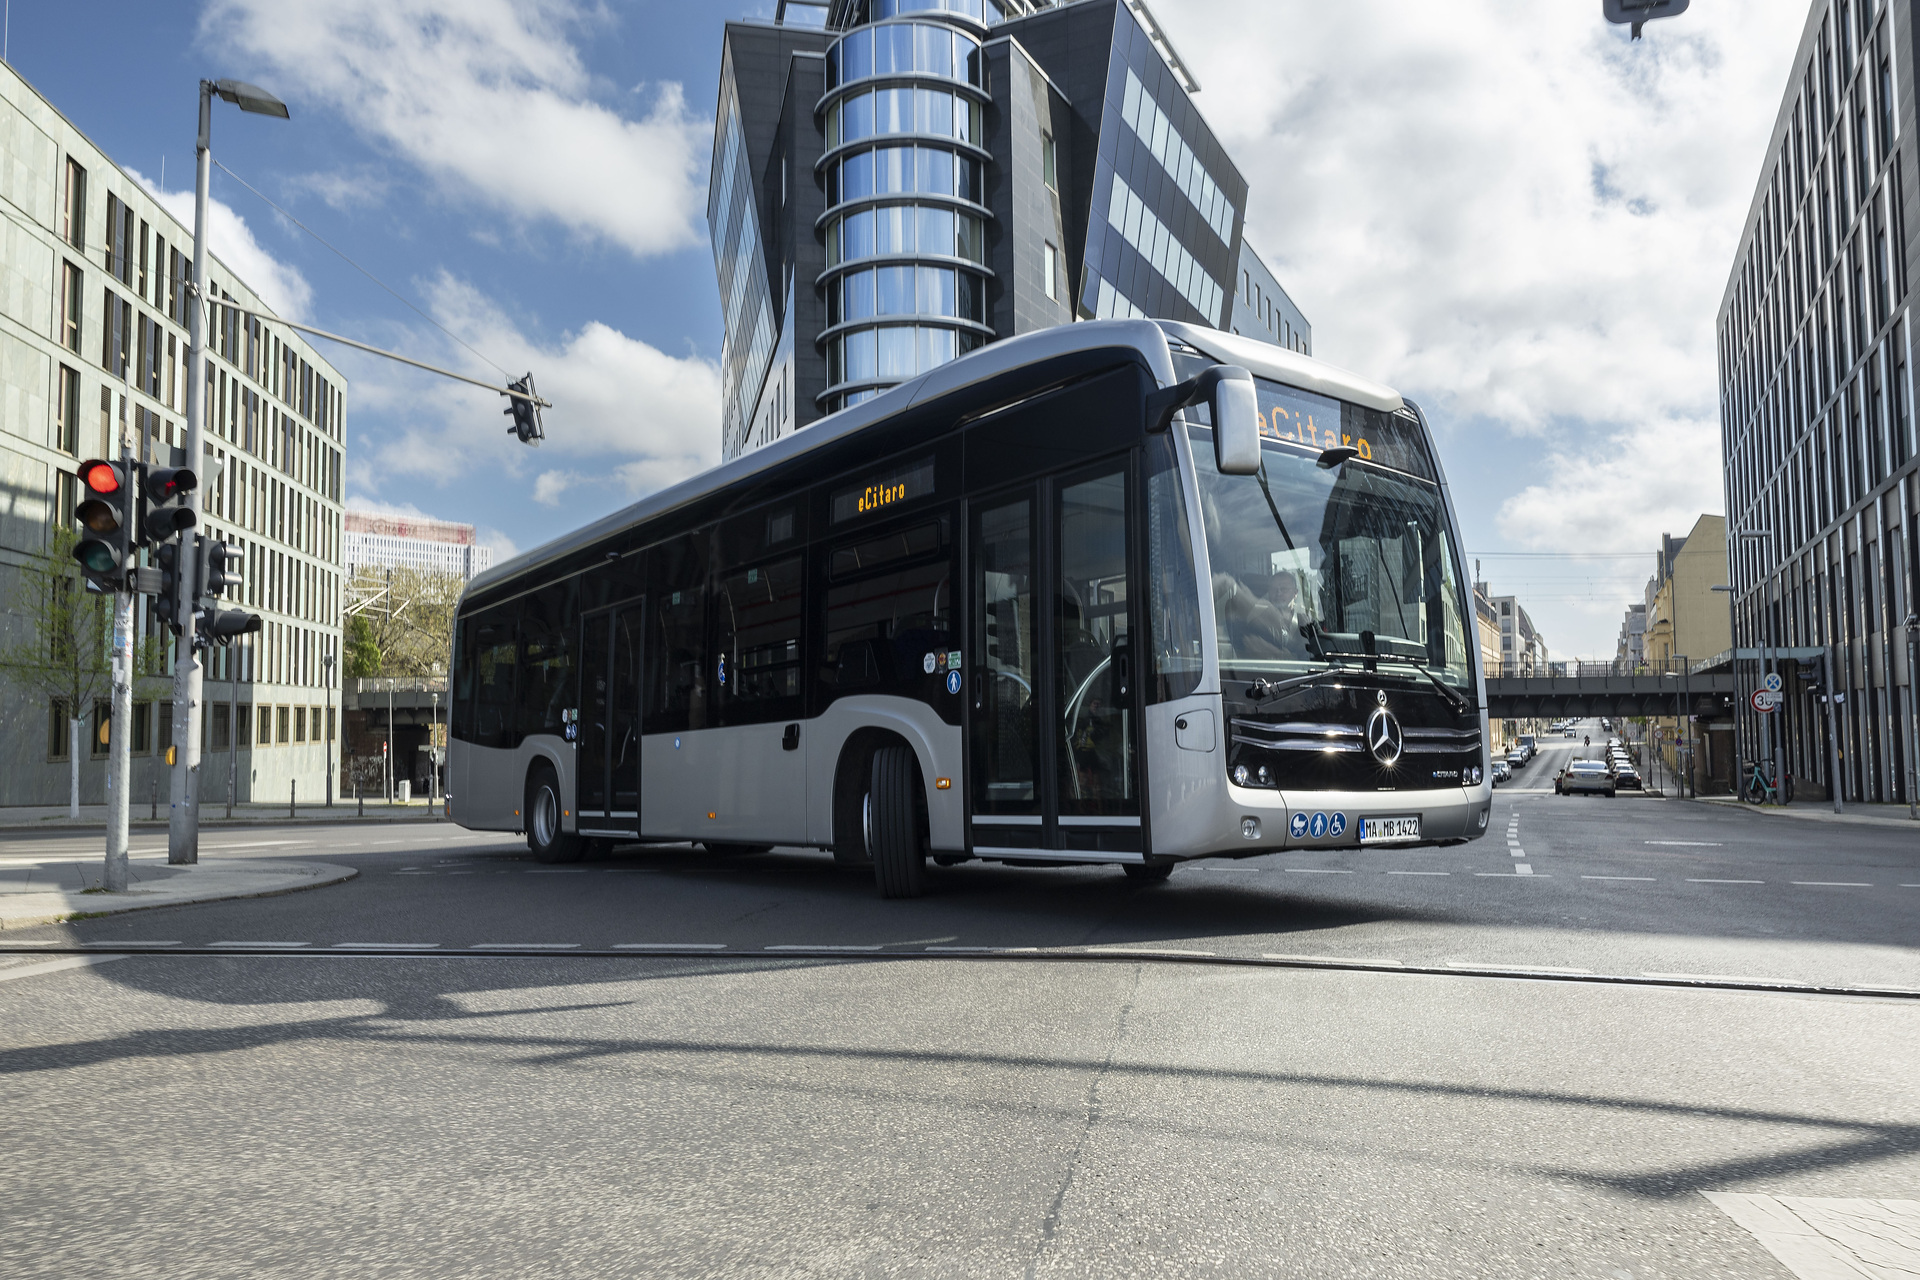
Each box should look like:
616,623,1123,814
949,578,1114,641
1233,764,1250,786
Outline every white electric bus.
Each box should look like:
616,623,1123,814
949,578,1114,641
448,319,1492,896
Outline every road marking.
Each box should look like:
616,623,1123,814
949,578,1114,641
611,943,727,951
470,942,580,950
1582,875,1657,881
1084,947,1216,957
0,954,128,984
331,942,440,950
1688,878,1765,884
1850,982,1920,992
1702,1192,1920,1279
1474,871,1550,877
1264,953,1404,967
1285,868,1352,874
1387,870,1449,876
925,945,1039,953
1902,884,1920,888
200,840,313,851
1791,881,1873,887
208,941,308,948
1447,961,1592,974
1642,971,1786,983
1646,840,1723,846
765,944,883,952
0,939,61,946
1515,864,1533,875
80,940,179,947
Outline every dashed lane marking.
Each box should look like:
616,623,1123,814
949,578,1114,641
1449,960,1592,974
469,943,580,950
1285,868,1352,874
80,940,178,947
1646,841,1724,846
1474,871,1550,877
1387,870,1450,875
208,941,308,948
1643,971,1809,985
1689,878,1765,884
1515,864,1534,875
766,944,882,952
1791,881,1874,887
925,945,1040,953
1085,947,1217,957
332,942,439,950
1582,875,1657,881
612,942,727,950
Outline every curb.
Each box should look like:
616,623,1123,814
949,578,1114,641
1689,796,1920,830
0,861,359,930
0,815,450,835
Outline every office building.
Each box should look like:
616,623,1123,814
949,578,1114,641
712,0,1309,460
1617,602,1647,666
0,57,347,807
345,510,491,581
1490,595,1547,676
1717,0,1918,803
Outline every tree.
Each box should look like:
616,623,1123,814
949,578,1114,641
347,566,460,678
344,612,382,679
0,526,167,816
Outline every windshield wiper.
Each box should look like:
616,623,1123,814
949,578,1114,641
1412,663,1472,714
1246,666,1355,703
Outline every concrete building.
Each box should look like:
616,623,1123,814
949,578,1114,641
0,58,346,808
712,0,1309,459
1642,517,1731,667
1717,0,1920,803
1617,602,1647,666
1489,594,1546,677
344,510,491,581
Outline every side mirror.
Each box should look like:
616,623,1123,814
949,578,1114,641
1148,363,1261,475
1206,365,1261,475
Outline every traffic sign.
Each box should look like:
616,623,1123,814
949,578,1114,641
1751,689,1781,712
1763,672,1783,693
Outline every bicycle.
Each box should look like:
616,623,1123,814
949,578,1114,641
1742,761,1794,805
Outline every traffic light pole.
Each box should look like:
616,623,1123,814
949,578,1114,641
169,84,215,866
105,450,136,893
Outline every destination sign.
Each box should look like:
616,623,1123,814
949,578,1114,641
1252,378,1435,481
832,456,935,524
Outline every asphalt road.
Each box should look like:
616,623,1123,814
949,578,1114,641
2,720,1916,1277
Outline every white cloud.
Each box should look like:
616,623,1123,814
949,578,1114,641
130,168,312,319
341,272,720,515
202,0,709,258
1166,0,1804,651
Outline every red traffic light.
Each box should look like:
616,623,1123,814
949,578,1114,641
80,459,123,494
144,467,197,501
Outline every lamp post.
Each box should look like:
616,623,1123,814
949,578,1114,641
1664,657,1690,799
323,650,336,807
385,677,395,804
1905,613,1919,820
171,77,289,867
1735,532,1785,804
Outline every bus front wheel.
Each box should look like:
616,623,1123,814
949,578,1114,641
868,745,927,899
526,764,582,864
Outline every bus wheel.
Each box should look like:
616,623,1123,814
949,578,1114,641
1123,860,1174,884
868,745,926,899
525,764,582,864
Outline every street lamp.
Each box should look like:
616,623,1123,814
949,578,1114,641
323,650,336,807
1663,657,1690,799
1734,531,1786,804
170,77,289,868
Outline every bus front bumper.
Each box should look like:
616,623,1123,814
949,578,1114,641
1222,783,1492,852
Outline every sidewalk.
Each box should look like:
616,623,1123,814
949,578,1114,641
1694,794,1920,830
0,799,449,834
0,857,357,930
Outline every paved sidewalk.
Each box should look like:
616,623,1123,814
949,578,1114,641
1694,794,1920,830
0,800,447,833
0,856,357,930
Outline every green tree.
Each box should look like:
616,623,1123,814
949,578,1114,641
0,526,168,814
348,566,460,678
344,612,382,679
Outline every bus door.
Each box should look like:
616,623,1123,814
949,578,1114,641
969,458,1143,856
577,601,643,833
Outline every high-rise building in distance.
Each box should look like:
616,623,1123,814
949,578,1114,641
345,510,492,581
712,0,1309,460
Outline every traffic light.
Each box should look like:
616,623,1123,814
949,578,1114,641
196,607,262,648
138,466,197,547
72,458,132,590
198,538,240,601
504,374,543,445
1602,0,1688,38
154,541,185,633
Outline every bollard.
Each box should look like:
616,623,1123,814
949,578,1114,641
356,782,363,819
150,777,157,821
290,779,297,820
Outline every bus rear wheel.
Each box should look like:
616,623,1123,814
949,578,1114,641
868,745,926,899
526,764,582,864
1123,860,1175,884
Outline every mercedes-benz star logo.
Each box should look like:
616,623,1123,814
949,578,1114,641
1366,706,1404,766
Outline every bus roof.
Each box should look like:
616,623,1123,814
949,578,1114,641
463,318,1406,602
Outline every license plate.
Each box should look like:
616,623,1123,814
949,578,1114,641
1361,816,1421,844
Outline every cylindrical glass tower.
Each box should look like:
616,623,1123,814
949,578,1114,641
817,0,1006,412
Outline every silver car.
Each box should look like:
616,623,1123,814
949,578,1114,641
1557,760,1616,797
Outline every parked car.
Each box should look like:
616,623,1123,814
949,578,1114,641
1556,760,1617,797
1613,763,1643,790
1517,734,1538,759
1506,748,1527,769
1492,760,1512,785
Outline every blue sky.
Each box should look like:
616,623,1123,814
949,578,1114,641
5,1,1808,656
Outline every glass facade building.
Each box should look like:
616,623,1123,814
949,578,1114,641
1717,0,1920,804
714,0,1310,458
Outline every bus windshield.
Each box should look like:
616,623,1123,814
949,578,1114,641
1189,378,1472,692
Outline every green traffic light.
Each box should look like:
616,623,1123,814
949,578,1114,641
74,539,118,574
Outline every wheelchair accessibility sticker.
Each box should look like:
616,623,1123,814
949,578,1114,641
1290,811,1348,841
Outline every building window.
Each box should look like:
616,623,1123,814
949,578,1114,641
62,159,87,251
130,701,151,756
211,703,230,752
237,703,253,748
90,700,110,758
259,705,273,748
1044,240,1061,301
277,705,291,744
60,261,83,354
56,366,80,454
1042,130,1057,190
54,469,76,530
48,699,71,762
294,706,307,743
101,289,129,377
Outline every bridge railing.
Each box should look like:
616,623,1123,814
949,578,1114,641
1483,658,1701,681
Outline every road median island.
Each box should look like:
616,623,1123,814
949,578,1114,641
0,859,358,931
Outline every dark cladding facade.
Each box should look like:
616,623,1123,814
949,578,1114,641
712,0,1308,461
1718,0,1920,804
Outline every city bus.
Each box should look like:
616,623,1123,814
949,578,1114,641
448,318,1491,896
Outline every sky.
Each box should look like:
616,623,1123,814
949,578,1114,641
3,0,1809,657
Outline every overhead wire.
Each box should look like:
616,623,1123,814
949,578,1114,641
210,158,511,379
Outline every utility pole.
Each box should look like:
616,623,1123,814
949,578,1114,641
1823,645,1844,814
1905,614,1918,820
323,651,336,807
172,77,289,866
104,448,135,892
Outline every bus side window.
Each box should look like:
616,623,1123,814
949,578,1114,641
820,515,953,710
517,579,577,741
451,616,476,743
716,555,804,724
644,534,707,734
471,605,519,750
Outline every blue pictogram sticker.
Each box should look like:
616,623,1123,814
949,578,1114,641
1309,812,1329,839
1288,812,1309,839
1328,812,1347,838
946,669,963,695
